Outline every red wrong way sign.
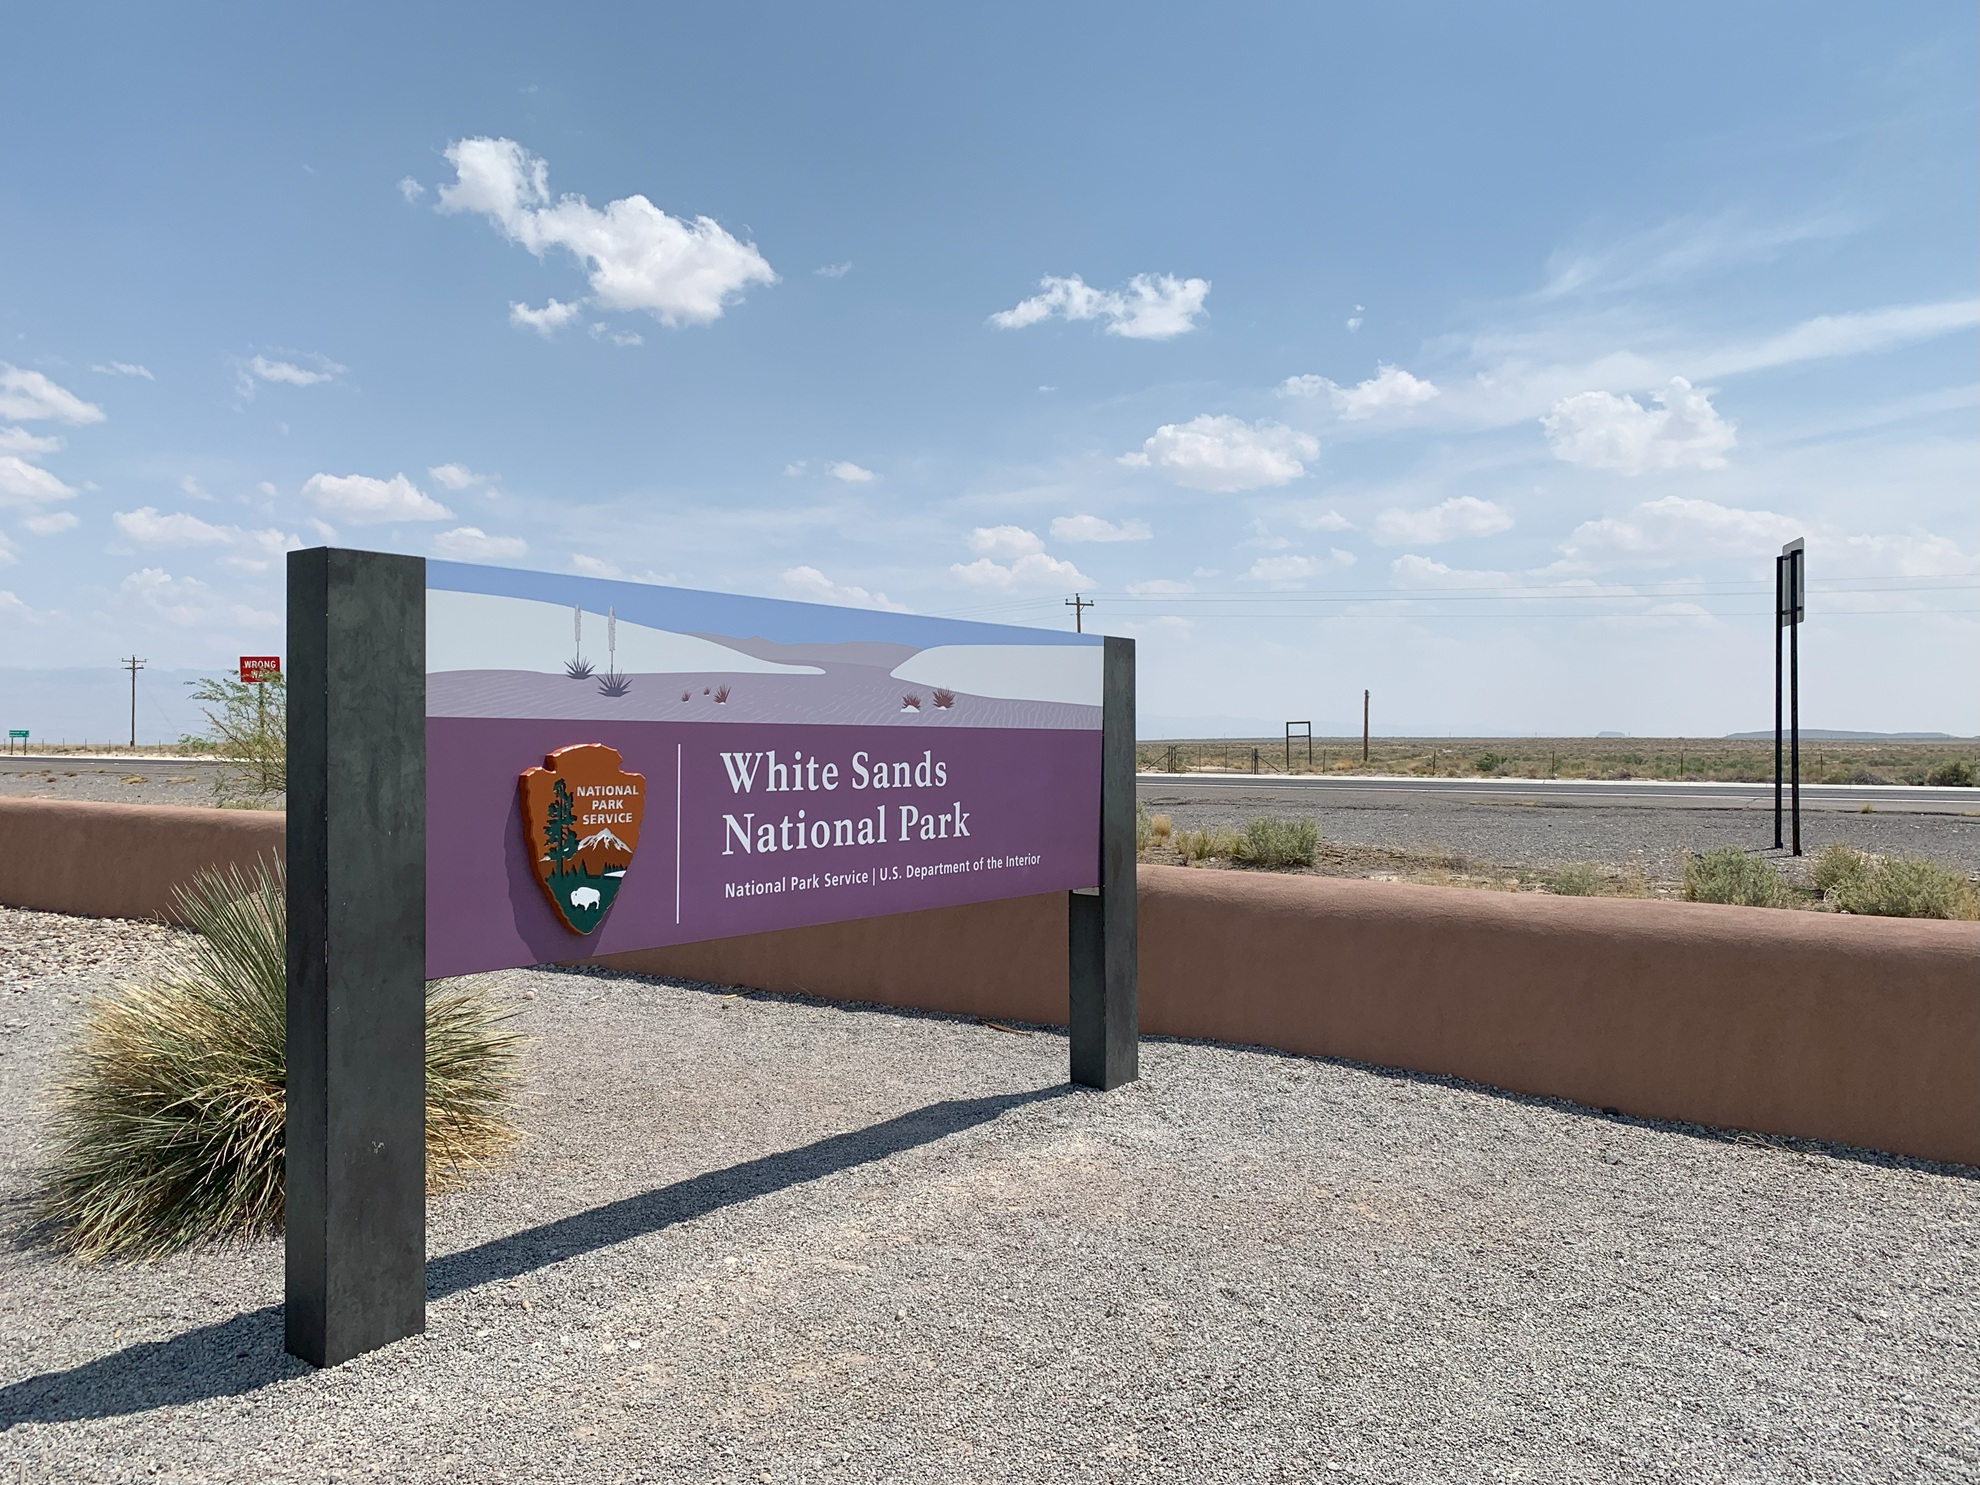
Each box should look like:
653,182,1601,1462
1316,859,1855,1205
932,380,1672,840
239,655,282,683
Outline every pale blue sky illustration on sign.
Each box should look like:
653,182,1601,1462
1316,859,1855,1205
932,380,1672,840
1,5,1974,736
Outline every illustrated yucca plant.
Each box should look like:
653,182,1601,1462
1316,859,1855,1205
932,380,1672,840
36,859,521,1262
596,605,632,696
564,604,594,679
713,684,731,703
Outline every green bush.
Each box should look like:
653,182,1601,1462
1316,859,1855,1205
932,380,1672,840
1682,848,1790,908
37,859,522,1261
1543,862,1607,897
1235,816,1318,869
1927,758,1976,787
187,673,286,800
1815,844,1978,920
1474,752,1507,773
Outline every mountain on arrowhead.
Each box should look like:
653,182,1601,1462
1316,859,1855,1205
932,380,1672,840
576,827,632,854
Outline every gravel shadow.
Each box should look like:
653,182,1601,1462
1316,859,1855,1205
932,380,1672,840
0,1083,1065,1427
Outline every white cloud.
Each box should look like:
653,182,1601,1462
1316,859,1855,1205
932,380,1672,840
814,262,853,279
398,176,425,203
967,525,1045,559
1372,496,1514,546
569,552,676,584
0,365,104,424
951,553,1092,589
428,463,486,491
1050,514,1152,544
1542,377,1736,475
830,461,876,483
302,472,452,524
1279,365,1439,419
23,511,79,535
1297,508,1355,532
780,565,908,611
1246,550,1354,583
1121,415,1318,492
437,136,777,328
1346,305,1364,332
1389,554,1518,588
92,361,153,379
178,474,213,501
1538,212,1857,300
112,507,299,571
247,354,343,388
0,427,62,456
990,273,1210,340
1558,495,1800,568
1242,519,1291,550
1695,299,1980,379
119,568,278,629
510,299,583,335
1127,578,1194,595
1836,532,1979,578
589,323,643,347
0,535,17,567
783,461,807,476
434,526,528,560
0,455,76,507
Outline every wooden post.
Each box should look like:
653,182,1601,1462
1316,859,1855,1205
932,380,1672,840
1362,689,1370,763
286,548,428,1368
1070,636,1137,1091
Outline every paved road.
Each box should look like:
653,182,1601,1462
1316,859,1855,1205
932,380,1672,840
1137,772,1980,816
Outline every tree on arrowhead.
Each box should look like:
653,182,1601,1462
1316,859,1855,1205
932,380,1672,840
545,778,579,864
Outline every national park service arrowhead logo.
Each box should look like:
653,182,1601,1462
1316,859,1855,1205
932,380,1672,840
520,744,646,935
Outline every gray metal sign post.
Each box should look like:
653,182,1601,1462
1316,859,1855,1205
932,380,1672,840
1773,538,1805,856
1070,636,1137,1090
286,548,429,1367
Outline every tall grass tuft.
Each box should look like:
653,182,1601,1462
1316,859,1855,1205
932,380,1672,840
1682,848,1789,908
37,859,521,1262
1543,862,1607,897
1814,844,1979,920
1235,817,1318,869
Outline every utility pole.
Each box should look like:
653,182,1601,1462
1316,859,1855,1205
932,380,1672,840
1362,688,1370,763
1065,593,1094,634
123,656,146,749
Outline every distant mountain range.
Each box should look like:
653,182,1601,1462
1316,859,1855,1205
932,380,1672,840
1722,730,1970,741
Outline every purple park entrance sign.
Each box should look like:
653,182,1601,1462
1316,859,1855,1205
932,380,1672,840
425,560,1103,978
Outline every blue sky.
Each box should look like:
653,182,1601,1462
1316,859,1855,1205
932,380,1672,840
3,3,1974,738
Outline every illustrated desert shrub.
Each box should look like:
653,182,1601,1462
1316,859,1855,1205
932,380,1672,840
1815,844,1978,920
901,693,922,711
597,673,633,698
1927,758,1976,787
932,689,956,710
1235,816,1318,869
713,684,731,704
1543,862,1607,897
1682,848,1789,908
37,860,521,1261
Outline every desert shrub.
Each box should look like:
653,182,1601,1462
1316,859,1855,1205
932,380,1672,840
1543,862,1607,897
1135,803,1152,853
37,859,521,1261
1474,752,1506,774
1682,848,1789,908
1815,844,1978,920
1235,816,1318,869
1175,827,1241,864
1927,758,1976,787
187,673,286,800
1150,813,1173,844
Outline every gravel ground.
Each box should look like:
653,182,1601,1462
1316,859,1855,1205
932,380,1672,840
2,908,1976,1483
1138,783,1980,886
0,759,249,810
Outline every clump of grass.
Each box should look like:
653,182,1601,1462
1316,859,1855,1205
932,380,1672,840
1234,816,1318,869
1149,813,1173,845
36,859,521,1262
1814,844,1979,920
1543,862,1607,897
1135,803,1153,853
1175,826,1241,864
1682,848,1789,908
